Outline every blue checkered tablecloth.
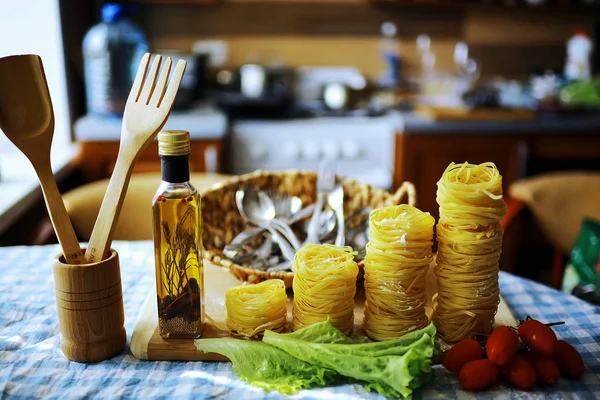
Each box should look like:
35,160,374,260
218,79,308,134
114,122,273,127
1,240,599,399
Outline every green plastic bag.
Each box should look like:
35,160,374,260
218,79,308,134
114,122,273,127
562,218,600,303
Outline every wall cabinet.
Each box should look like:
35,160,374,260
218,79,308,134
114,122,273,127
394,133,600,220
77,139,225,182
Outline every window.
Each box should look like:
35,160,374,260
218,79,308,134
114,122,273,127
0,0,72,161
0,0,75,223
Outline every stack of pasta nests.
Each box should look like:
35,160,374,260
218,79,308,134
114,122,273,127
224,162,506,342
433,162,507,342
363,205,435,341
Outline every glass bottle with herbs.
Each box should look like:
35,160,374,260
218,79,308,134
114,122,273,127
152,130,204,338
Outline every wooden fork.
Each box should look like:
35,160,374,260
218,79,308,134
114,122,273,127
85,53,186,263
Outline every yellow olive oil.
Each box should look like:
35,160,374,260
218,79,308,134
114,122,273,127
152,130,204,339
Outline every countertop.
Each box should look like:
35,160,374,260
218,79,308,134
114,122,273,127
232,110,600,135
74,106,228,141
397,111,600,134
73,105,600,140
0,143,79,235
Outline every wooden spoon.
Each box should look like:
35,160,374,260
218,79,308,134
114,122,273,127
0,54,83,264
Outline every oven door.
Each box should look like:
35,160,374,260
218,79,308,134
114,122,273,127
230,116,397,190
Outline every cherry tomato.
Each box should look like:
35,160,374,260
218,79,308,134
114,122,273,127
486,326,519,366
459,359,498,391
444,338,484,372
555,340,585,379
524,352,560,385
518,320,557,356
503,355,536,390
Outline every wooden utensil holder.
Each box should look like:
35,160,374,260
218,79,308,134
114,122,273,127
53,249,126,363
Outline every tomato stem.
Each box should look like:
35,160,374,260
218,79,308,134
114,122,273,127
518,319,565,328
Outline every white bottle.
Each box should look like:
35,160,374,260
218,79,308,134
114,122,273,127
565,30,593,81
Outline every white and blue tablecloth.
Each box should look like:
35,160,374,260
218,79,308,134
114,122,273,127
1,241,599,399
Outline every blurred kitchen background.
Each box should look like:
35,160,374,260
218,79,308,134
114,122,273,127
65,0,600,185
1,0,600,292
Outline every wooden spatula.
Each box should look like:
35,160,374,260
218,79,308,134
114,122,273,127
85,53,186,263
0,54,83,264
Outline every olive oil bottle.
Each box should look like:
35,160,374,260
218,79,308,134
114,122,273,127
152,130,204,338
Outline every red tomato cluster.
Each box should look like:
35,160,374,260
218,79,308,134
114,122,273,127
443,318,585,392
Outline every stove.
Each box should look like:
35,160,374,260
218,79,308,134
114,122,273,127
230,113,402,190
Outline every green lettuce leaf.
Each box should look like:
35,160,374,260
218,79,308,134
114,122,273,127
264,321,437,398
195,338,337,394
283,319,371,344
284,319,438,356
195,321,437,398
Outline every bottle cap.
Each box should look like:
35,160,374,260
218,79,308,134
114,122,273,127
102,4,123,23
158,130,191,156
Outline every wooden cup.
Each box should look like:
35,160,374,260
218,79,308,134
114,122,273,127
53,249,126,363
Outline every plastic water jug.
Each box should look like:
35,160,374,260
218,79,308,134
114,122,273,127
82,3,148,116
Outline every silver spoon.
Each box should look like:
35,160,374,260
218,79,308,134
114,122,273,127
246,189,302,249
303,209,336,241
224,203,314,261
236,189,297,261
265,189,303,219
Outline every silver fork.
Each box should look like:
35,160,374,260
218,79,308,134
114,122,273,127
304,160,335,245
327,184,345,247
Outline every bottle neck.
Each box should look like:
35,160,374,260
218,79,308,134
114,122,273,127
160,155,190,183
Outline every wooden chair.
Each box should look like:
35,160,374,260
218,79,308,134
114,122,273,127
63,172,229,241
501,172,600,288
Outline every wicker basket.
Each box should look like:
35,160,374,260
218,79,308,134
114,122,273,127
201,170,416,288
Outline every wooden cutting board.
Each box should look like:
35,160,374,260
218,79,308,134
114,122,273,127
415,105,535,121
131,261,517,361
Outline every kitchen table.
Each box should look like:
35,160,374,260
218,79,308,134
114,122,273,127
1,241,599,399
